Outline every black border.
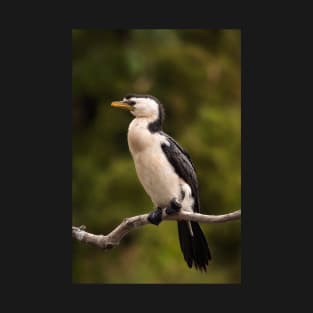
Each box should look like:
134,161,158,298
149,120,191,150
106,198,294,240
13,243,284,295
6,3,305,310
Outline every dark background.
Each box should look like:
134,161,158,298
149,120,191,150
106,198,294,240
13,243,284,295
3,2,309,310
72,29,241,283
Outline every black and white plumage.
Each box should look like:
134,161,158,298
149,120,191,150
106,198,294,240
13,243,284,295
111,94,211,271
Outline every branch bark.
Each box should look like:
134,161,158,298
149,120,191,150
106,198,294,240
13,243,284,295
72,209,241,249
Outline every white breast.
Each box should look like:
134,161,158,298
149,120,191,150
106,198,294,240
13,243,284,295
127,119,181,207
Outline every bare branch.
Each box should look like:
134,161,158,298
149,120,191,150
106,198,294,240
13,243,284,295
72,209,241,249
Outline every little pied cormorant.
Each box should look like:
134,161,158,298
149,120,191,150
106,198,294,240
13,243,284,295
111,94,211,271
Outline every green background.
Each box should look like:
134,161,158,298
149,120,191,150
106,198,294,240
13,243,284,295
72,29,241,283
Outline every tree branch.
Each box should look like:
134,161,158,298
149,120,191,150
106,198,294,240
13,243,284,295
72,209,241,249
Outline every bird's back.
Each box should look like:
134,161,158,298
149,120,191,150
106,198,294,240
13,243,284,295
160,132,201,213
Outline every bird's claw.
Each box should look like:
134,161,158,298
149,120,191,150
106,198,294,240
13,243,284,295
147,207,163,225
165,198,182,215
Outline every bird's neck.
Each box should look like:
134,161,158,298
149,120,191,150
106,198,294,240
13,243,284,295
128,117,156,155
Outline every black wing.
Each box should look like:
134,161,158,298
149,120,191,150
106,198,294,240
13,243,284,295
160,132,200,213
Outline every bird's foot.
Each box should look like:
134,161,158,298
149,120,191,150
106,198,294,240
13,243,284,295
147,207,163,226
165,198,182,215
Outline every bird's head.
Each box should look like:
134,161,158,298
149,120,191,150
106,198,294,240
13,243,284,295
111,94,165,122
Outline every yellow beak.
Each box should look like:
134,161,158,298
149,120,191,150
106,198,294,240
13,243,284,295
111,101,133,111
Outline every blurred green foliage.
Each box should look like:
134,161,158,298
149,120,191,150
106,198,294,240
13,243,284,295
72,29,241,283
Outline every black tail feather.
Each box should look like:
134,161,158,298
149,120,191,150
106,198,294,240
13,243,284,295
177,221,211,271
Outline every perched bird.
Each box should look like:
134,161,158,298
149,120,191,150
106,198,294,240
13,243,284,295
111,94,211,271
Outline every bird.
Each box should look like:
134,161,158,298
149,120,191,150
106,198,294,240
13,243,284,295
111,94,211,271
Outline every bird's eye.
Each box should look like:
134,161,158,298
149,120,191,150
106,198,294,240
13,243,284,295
122,99,136,106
